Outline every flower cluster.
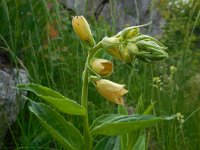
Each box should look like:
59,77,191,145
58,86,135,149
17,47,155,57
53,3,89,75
72,16,168,105
102,26,168,63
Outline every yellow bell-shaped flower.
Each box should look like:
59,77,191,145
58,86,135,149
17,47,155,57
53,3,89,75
94,79,128,105
91,58,113,77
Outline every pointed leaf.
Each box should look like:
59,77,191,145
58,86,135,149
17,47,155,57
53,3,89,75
29,100,84,150
143,102,156,115
90,114,176,136
18,83,86,115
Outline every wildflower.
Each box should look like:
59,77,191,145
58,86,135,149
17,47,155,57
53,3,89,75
91,58,113,77
94,79,128,105
72,16,95,47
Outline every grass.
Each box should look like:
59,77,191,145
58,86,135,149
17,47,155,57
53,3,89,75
0,0,200,149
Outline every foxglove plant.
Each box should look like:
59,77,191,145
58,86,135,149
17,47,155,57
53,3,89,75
18,16,176,150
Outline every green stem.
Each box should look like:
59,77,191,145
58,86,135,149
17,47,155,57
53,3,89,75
81,65,91,150
81,41,103,150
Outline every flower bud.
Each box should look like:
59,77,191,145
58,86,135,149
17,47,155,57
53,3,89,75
133,38,168,62
106,43,138,63
122,27,140,39
91,58,113,77
115,26,140,41
122,43,139,63
72,16,95,47
106,46,124,61
94,79,128,105
102,36,122,48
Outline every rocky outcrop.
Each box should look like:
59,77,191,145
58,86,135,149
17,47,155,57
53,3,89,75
0,68,28,147
60,0,164,35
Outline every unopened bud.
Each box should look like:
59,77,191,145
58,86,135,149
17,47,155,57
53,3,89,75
123,43,138,63
106,46,123,61
106,43,138,63
102,36,122,48
72,16,95,47
122,27,140,39
91,58,113,77
133,38,168,62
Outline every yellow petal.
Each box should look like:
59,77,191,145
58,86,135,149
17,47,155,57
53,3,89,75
72,16,95,47
95,79,128,104
91,58,113,77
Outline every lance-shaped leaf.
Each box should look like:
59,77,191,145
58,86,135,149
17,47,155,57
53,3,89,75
29,101,84,150
90,114,176,136
18,83,86,115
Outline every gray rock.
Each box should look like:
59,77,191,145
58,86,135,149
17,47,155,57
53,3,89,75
61,0,164,35
0,68,28,147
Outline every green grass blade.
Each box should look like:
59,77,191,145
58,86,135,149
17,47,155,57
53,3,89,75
132,134,145,150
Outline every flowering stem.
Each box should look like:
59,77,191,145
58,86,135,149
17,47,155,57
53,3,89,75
81,42,103,150
88,41,103,62
81,65,91,150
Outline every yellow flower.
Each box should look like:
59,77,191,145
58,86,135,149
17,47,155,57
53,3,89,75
94,79,128,105
72,16,95,47
91,58,113,77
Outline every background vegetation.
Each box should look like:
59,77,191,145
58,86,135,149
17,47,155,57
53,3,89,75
0,0,199,149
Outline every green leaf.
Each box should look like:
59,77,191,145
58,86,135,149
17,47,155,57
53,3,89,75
94,136,120,150
29,100,84,150
90,114,176,136
18,83,86,115
117,105,128,150
143,101,156,115
118,105,128,115
133,134,145,150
